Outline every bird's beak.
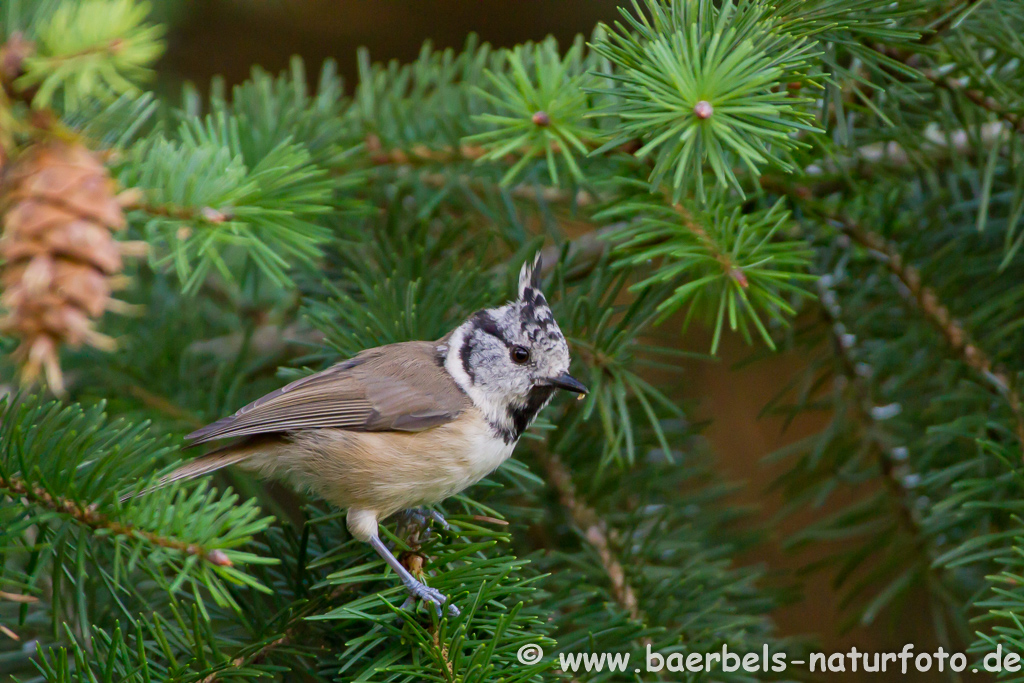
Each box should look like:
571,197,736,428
544,372,588,395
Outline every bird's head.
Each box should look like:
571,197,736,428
444,254,587,441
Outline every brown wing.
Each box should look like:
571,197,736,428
185,341,468,446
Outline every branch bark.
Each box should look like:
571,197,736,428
836,218,1024,451
816,272,925,538
927,73,1024,134
919,0,985,45
537,450,643,622
0,474,233,566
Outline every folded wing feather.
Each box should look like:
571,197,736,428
185,341,468,445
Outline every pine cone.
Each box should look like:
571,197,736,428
0,142,135,393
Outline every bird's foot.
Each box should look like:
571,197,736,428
400,577,459,617
404,507,450,530
397,507,450,543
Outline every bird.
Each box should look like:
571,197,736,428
148,255,587,616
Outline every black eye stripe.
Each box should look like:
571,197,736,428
459,335,475,381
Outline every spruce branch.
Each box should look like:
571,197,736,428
365,133,489,165
816,270,925,543
600,189,815,353
209,56,352,168
592,0,823,201
927,72,1024,134
768,264,962,633
0,396,277,620
0,590,38,603
415,170,599,207
555,262,686,466
836,216,1024,451
123,194,233,225
0,472,233,567
17,0,164,111
121,128,337,292
670,201,750,288
366,134,622,208
199,634,290,682
467,37,602,185
919,0,985,44
537,449,642,623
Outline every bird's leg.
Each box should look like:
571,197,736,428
368,534,459,617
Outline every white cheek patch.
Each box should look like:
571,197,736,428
444,325,473,392
445,322,514,434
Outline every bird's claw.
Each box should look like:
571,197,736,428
402,579,459,617
426,510,450,530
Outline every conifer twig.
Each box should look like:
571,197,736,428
836,218,1024,451
199,635,290,683
927,73,1024,134
416,171,598,206
126,385,204,428
364,133,615,167
671,201,749,288
816,273,924,537
537,451,642,622
365,134,489,165
122,195,232,224
0,474,233,566
431,628,455,678
0,590,38,603
919,0,985,45
199,579,364,680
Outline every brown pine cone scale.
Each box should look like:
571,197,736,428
0,141,133,393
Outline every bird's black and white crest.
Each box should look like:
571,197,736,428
443,254,572,443
518,252,542,296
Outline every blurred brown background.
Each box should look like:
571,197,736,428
160,1,623,92
158,4,939,680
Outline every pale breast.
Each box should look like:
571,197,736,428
251,407,516,519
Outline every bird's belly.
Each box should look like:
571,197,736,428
267,412,516,517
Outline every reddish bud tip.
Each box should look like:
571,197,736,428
531,111,551,127
207,549,233,567
200,207,228,224
693,100,714,119
729,267,749,288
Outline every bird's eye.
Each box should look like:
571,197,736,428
511,345,531,364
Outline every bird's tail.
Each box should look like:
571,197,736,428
121,446,256,502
